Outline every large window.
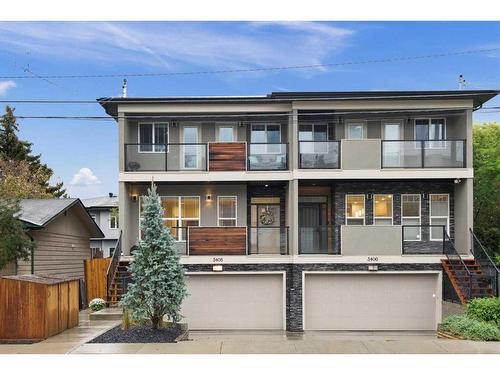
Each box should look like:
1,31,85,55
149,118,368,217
430,194,449,241
346,194,365,225
373,194,393,225
415,119,446,141
140,196,200,241
138,123,168,152
251,124,281,153
299,123,331,153
402,194,421,241
217,196,237,227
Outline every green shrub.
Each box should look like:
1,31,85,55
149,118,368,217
466,297,500,326
441,315,500,341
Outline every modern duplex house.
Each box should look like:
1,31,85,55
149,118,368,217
82,194,120,258
98,90,499,331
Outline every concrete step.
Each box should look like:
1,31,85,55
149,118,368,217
89,308,123,321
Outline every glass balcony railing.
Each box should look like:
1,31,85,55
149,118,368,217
248,226,289,255
247,143,288,171
298,225,339,254
298,141,340,169
382,140,465,168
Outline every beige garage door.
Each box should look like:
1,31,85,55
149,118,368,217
181,273,284,330
304,273,438,330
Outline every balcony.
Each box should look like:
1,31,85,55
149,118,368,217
382,140,465,168
298,141,340,169
248,226,289,255
247,143,288,171
298,225,339,254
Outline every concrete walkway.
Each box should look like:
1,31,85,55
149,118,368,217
1,311,499,354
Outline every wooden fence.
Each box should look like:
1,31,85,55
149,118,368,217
84,258,111,305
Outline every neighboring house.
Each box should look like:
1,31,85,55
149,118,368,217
0,199,104,279
98,90,499,331
82,194,119,258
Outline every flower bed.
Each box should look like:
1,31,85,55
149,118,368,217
88,323,188,344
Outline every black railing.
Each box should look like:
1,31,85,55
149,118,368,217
247,226,289,255
381,140,466,168
298,141,341,169
247,143,288,171
106,230,122,300
124,143,208,171
402,225,446,254
471,229,499,297
298,225,340,255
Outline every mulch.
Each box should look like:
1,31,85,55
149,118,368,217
88,324,185,344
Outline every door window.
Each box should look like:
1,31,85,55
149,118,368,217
182,125,200,169
346,123,366,139
430,194,449,240
216,124,236,142
402,194,421,241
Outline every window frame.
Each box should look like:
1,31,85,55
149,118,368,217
250,123,282,154
217,196,238,227
138,122,169,153
109,213,119,229
216,123,238,142
373,194,394,225
401,194,422,241
414,118,447,150
345,120,367,140
429,193,450,241
345,194,366,225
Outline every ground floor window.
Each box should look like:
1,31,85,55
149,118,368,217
402,194,421,241
345,194,365,225
217,196,237,226
430,194,449,240
373,194,393,225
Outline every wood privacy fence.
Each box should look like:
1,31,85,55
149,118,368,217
84,258,111,305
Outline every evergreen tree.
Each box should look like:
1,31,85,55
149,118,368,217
0,106,66,197
0,199,35,270
120,184,187,329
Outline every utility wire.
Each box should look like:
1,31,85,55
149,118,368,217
0,48,499,80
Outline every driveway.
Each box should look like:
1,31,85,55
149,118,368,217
0,311,499,354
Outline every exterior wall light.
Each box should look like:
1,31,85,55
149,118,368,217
131,194,138,202
206,194,212,202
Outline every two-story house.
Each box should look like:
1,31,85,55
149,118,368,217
99,90,499,331
82,194,120,258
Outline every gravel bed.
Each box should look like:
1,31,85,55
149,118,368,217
88,324,185,343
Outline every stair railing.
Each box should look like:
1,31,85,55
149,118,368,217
444,232,473,301
106,230,122,301
470,229,499,297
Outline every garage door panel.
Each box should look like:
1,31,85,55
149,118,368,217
304,274,438,331
181,274,284,330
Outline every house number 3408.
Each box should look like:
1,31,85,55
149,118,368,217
213,257,224,263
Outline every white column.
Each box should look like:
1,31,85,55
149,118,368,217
287,179,299,255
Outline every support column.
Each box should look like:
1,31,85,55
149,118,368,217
287,179,299,255
454,178,473,254
289,109,299,171
119,181,132,256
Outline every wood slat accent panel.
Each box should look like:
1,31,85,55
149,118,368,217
188,227,247,255
84,258,111,305
209,142,246,171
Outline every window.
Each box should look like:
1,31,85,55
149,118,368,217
217,196,237,226
139,196,200,241
374,194,393,225
430,194,449,241
346,122,366,139
346,194,365,225
299,123,331,153
216,124,237,142
251,124,281,153
415,119,446,141
109,247,115,257
138,123,168,152
402,194,421,241
109,213,119,229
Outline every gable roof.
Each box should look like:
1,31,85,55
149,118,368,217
18,198,104,238
81,196,118,209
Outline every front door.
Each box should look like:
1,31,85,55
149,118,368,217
250,203,281,254
182,125,200,169
299,203,323,253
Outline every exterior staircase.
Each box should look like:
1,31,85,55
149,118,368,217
442,229,498,304
107,260,131,307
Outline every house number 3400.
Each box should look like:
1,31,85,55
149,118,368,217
367,256,379,262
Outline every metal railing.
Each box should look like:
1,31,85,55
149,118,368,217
402,225,446,254
106,230,122,299
381,140,466,168
124,143,208,171
248,226,289,255
298,141,340,169
471,229,499,297
298,225,340,255
247,143,288,171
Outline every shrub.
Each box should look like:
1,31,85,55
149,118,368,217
466,297,500,326
89,298,106,312
441,315,500,341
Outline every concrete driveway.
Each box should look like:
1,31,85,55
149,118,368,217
0,311,499,354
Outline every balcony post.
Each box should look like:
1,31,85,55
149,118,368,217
289,110,298,171
287,179,299,255
118,111,126,172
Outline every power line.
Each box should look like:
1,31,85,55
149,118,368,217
0,48,498,80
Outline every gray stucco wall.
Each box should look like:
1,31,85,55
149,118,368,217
341,225,402,255
341,139,381,169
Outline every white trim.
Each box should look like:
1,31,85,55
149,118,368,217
217,195,238,227
429,193,450,241
215,122,238,142
137,122,169,153
345,194,365,225
301,270,442,331
344,120,367,139
184,271,287,330
402,194,422,241
108,213,118,229
373,194,393,226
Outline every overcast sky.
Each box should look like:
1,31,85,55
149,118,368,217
0,21,498,198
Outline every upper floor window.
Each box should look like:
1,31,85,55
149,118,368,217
415,119,446,141
346,122,367,139
251,124,281,154
216,123,237,142
373,194,393,225
217,196,237,227
109,213,119,229
299,123,332,153
138,122,168,152
346,194,365,225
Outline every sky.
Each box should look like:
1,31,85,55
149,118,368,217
0,21,498,198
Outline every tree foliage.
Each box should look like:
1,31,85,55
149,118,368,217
0,105,65,198
0,199,35,270
120,185,187,329
0,159,53,199
473,123,500,256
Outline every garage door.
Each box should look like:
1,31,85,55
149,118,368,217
181,273,284,330
304,273,439,330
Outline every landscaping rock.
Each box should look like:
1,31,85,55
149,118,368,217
88,324,186,344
